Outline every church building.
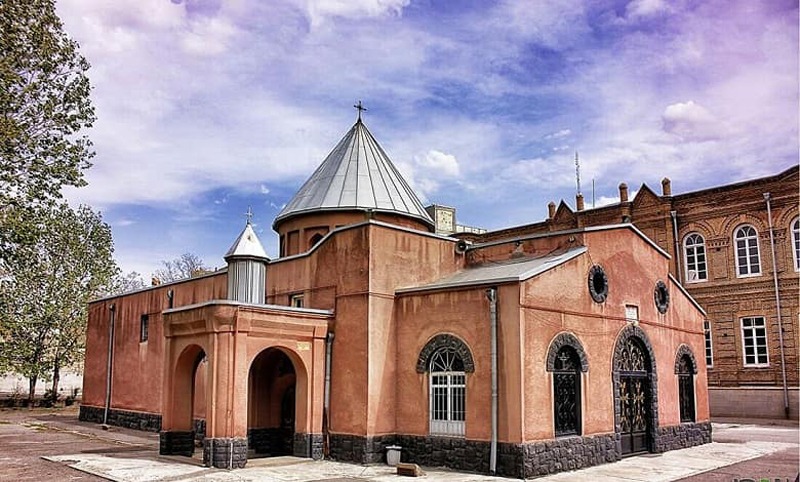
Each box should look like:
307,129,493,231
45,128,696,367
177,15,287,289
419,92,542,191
80,114,711,478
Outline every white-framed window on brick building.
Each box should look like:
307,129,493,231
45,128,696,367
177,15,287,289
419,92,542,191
734,225,761,277
429,348,466,437
683,233,708,282
740,316,768,367
792,218,800,271
703,320,713,368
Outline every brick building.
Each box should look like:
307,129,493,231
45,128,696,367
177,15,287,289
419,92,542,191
80,116,712,476
453,166,799,419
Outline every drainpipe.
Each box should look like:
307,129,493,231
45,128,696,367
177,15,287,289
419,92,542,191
103,303,116,428
763,193,790,419
670,211,681,282
323,332,334,458
485,287,498,475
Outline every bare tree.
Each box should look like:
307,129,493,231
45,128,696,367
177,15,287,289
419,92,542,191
153,252,210,283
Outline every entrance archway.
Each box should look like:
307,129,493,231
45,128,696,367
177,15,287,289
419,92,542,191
248,348,298,457
612,326,658,457
161,343,207,457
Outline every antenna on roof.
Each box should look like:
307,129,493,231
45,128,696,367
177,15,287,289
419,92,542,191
575,151,582,195
353,100,367,121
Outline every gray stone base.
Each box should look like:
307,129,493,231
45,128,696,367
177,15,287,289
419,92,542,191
294,433,324,459
329,433,396,464
79,405,162,432
203,437,248,469
160,431,195,456
655,421,712,452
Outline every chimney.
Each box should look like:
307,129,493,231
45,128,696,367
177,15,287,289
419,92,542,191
661,177,672,196
151,277,161,286
619,183,629,203
576,193,585,211
547,201,556,220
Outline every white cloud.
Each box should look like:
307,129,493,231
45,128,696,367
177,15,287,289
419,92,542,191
303,0,410,27
662,100,721,142
415,150,460,177
260,185,271,195
545,129,571,139
625,0,669,19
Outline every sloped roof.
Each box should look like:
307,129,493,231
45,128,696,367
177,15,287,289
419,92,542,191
274,119,434,229
396,247,587,294
225,222,269,261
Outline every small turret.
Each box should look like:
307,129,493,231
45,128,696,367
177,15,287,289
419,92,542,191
225,214,269,304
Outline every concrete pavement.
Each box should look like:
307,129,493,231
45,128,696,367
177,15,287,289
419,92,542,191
3,409,796,482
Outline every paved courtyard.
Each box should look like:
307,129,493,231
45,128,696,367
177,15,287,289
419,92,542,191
1,407,797,481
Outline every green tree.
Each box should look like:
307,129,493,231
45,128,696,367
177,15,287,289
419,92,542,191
0,204,115,402
0,0,95,208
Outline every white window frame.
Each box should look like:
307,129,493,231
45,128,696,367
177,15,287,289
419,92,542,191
733,225,761,278
703,320,713,368
683,233,708,282
429,349,466,437
792,218,800,272
740,316,769,367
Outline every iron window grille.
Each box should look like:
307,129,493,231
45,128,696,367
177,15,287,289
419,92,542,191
683,233,708,282
677,355,695,423
553,346,582,437
734,225,761,277
429,348,466,437
740,316,769,367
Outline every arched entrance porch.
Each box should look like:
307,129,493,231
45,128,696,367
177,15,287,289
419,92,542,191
247,347,303,457
160,343,207,457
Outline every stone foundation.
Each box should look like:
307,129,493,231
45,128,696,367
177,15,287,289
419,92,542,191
294,433,324,459
159,431,195,456
329,433,396,464
203,437,248,469
79,405,162,432
655,422,712,452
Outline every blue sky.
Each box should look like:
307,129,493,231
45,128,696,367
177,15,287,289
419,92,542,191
57,0,799,278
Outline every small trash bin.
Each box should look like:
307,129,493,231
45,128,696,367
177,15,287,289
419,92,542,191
385,445,402,466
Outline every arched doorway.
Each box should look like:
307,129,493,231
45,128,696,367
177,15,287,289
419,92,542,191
613,327,658,457
161,344,207,457
248,348,297,457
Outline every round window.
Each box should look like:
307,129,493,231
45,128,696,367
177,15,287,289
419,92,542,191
588,265,608,303
654,280,669,314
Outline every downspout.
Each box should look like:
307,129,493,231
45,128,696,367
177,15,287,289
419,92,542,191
103,303,116,428
670,211,682,282
486,287,498,475
763,193,790,419
323,332,334,458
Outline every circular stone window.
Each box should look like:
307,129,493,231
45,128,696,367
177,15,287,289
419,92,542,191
588,265,608,303
654,280,669,314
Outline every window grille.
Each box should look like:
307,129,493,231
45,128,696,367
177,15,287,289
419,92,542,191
734,225,761,277
683,233,707,282
677,354,695,423
553,346,581,436
140,314,149,342
740,316,769,366
429,348,465,436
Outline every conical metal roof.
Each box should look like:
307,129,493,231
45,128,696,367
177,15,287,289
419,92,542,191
274,119,434,229
225,221,269,261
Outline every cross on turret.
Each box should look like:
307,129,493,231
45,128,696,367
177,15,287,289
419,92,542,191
245,206,253,225
353,100,367,121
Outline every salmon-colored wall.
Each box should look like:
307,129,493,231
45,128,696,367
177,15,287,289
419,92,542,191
82,272,227,415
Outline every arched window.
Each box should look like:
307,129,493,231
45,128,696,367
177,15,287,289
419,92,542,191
677,354,695,423
429,348,466,436
734,225,761,277
792,218,800,272
553,346,582,436
683,233,707,282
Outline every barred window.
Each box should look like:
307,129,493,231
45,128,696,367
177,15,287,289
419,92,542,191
140,314,149,343
703,321,713,368
734,225,761,277
683,233,708,282
677,354,695,423
429,348,465,437
553,346,581,436
740,316,768,367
